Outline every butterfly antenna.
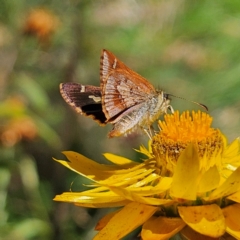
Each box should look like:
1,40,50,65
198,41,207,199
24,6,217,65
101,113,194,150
166,94,208,111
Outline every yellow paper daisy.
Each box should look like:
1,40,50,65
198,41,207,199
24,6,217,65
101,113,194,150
54,111,240,240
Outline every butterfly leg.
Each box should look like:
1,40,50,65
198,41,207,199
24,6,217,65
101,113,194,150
142,125,156,139
168,105,174,114
143,128,152,139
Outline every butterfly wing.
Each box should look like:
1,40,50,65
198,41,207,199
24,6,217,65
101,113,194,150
100,49,156,121
60,82,106,125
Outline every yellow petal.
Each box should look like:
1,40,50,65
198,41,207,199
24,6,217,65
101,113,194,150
180,226,219,240
135,144,153,158
208,166,240,200
227,191,240,203
109,186,175,206
132,196,174,206
74,200,130,208
95,210,120,231
103,153,137,165
178,204,225,238
101,176,171,197
53,151,119,180
222,203,240,239
154,177,172,191
220,168,236,182
141,216,185,240
99,168,155,187
94,202,157,240
129,173,163,189
198,166,220,192
171,144,199,200
53,191,130,208
123,177,172,196
223,138,240,165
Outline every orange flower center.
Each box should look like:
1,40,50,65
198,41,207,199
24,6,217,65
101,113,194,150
152,111,224,176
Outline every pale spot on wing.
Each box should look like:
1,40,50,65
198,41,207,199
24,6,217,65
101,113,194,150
112,58,117,69
88,95,101,103
80,85,85,92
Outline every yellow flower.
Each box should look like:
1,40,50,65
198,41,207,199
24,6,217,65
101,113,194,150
54,111,240,240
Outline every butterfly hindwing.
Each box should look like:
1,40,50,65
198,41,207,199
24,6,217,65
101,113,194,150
60,82,106,124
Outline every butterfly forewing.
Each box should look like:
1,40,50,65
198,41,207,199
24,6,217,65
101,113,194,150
100,50,156,121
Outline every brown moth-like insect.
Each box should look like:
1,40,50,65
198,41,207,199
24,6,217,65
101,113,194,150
60,49,206,137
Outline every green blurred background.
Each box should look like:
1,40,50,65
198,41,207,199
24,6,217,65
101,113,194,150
0,0,240,239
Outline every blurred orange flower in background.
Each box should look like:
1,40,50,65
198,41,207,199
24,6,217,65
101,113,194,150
1,117,37,147
0,96,38,147
23,8,59,45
